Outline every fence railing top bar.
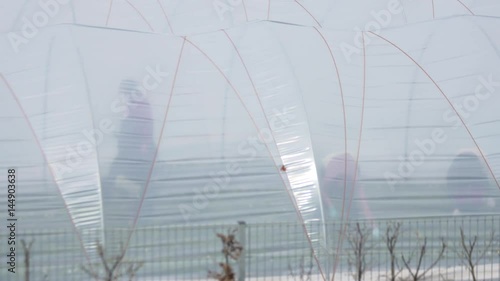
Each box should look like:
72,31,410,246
5,215,498,236
245,214,499,227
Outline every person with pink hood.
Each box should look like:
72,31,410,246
321,153,374,221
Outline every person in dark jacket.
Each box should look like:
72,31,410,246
446,150,497,215
104,79,156,227
114,79,155,167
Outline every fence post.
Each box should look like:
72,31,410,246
237,221,246,281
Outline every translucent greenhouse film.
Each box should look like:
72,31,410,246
1,1,500,280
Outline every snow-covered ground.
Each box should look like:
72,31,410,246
137,263,499,281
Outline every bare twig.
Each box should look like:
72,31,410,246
20,239,34,281
208,228,243,281
439,272,454,281
347,222,372,281
456,227,495,281
126,261,144,281
217,228,243,261
208,262,235,281
288,250,314,281
385,222,404,281
401,237,446,281
81,241,143,281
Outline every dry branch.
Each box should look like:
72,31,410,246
384,222,403,281
208,228,243,281
456,227,495,281
288,251,314,281
81,241,143,281
20,239,34,281
400,237,446,281
347,222,372,281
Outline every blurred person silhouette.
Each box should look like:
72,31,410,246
100,78,157,236
446,150,497,215
107,79,156,200
321,153,374,223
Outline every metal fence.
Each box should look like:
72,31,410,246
1,215,499,281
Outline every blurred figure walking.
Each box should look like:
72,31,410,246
104,79,156,228
321,153,374,221
446,150,497,215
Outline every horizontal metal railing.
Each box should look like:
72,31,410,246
1,215,498,281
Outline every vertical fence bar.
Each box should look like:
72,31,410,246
238,221,246,281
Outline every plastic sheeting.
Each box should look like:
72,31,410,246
1,1,500,279
2,0,500,35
